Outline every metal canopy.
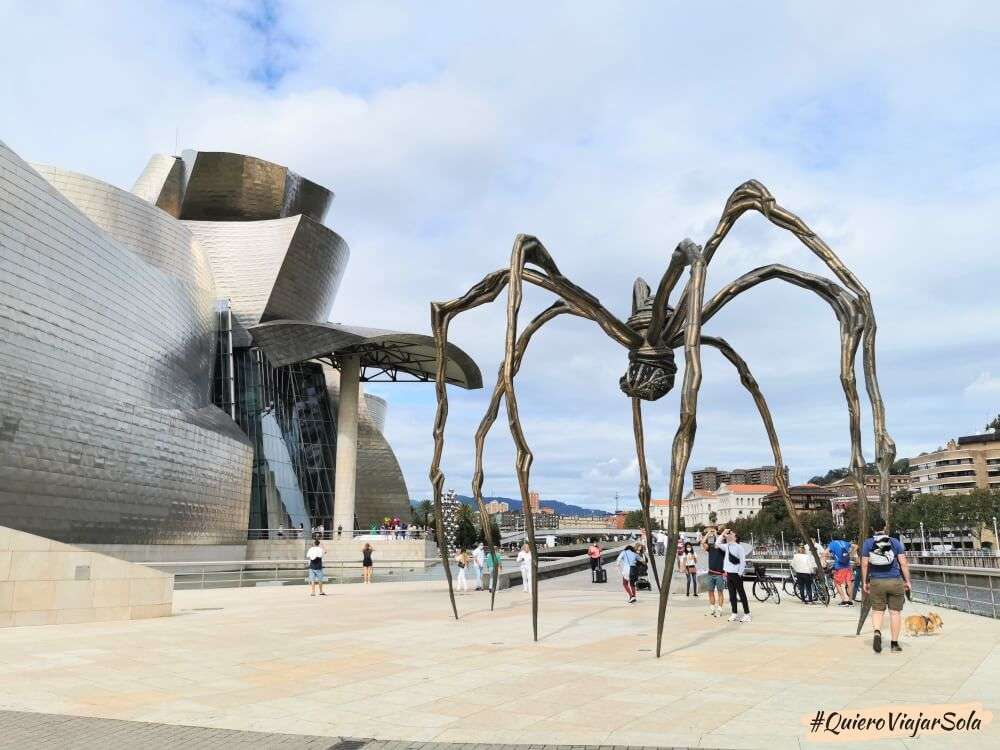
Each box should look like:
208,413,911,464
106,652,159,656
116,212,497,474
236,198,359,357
248,319,482,389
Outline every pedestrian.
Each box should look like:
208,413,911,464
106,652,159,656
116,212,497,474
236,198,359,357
336,524,342,539
306,536,327,596
683,542,699,596
701,526,726,616
616,544,639,604
472,542,486,590
716,528,750,622
486,546,503,591
587,541,602,581
850,542,863,601
790,544,817,604
517,542,532,592
454,547,471,592
675,535,686,577
824,536,854,606
362,542,374,583
861,519,911,654
278,523,285,539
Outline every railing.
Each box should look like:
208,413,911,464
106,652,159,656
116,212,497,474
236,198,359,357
148,558,445,589
749,557,1000,619
247,528,430,541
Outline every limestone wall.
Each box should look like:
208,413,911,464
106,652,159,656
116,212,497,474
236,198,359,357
1,525,173,628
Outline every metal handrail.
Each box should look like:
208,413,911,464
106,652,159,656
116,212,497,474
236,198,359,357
247,528,431,540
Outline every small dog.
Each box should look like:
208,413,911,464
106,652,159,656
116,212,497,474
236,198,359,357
905,611,943,636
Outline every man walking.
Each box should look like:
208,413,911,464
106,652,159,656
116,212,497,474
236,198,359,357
824,536,854,606
701,526,726,616
306,536,327,596
861,520,911,654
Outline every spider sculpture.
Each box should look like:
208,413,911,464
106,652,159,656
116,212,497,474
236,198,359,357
429,180,896,657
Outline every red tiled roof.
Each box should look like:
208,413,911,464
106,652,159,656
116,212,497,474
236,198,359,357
719,483,778,494
650,499,670,506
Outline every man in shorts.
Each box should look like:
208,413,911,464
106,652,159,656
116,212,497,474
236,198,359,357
824,536,854,606
306,535,327,596
701,526,726,616
861,519,911,654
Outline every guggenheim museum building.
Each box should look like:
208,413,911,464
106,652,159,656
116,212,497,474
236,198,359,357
0,140,479,559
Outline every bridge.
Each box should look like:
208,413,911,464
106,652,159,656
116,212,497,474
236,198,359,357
498,527,646,544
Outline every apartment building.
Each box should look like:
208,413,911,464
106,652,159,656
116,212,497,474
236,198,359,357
681,484,776,527
910,433,1000,494
691,465,789,491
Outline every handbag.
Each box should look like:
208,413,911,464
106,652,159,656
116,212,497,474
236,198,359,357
727,549,740,566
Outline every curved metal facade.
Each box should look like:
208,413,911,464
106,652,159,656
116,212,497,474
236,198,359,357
0,141,253,545
2,142,419,546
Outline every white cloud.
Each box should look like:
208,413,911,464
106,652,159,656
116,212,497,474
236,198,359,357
965,373,1000,397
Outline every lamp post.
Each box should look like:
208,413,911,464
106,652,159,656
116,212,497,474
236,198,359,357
816,528,822,546
993,517,999,559
781,530,786,556
920,521,926,556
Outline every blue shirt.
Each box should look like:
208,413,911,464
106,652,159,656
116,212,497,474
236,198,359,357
861,536,906,579
827,540,852,570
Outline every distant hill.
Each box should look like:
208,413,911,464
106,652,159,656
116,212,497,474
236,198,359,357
412,495,610,517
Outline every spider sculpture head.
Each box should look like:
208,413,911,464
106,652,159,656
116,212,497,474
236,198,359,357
619,279,677,401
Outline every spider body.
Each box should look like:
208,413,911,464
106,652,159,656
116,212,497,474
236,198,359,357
429,179,896,656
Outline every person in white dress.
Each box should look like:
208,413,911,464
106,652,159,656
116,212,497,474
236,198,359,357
517,542,532,592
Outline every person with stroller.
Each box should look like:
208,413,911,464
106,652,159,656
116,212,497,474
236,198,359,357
616,544,639,604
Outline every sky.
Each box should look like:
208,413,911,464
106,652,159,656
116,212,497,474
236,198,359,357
2,1,999,511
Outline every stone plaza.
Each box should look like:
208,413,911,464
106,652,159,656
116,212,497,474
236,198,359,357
0,568,996,749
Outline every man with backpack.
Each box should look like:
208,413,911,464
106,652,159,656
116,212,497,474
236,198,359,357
861,519,911,654
824,537,854,606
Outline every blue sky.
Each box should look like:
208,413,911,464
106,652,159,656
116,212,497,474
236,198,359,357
2,1,999,509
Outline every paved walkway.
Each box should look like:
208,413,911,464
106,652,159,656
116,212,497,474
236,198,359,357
0,566,997,749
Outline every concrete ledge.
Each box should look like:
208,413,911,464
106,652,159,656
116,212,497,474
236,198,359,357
1,525,173,628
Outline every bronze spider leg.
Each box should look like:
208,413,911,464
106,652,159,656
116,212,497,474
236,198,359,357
664,181,896,529
655,241,707,658
472,301,577,611
696,264,869,596
431,235,640,626
631,397,661,590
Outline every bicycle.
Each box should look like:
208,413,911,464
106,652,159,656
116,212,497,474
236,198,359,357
782,569,832,606
751,564,781,604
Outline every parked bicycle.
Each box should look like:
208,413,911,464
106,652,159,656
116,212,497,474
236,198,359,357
782,569,831,605
751,563,781,604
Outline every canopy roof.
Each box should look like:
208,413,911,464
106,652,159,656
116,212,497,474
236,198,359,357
248,320,482,389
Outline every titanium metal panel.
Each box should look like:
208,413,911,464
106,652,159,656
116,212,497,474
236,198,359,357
132,154,185,218
249,319,483,388
184,217,349,345
178,151,333,223
0,141,252,545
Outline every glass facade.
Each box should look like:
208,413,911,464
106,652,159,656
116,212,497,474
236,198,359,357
222,347,339,534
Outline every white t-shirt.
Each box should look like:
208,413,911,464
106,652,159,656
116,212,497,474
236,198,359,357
472,547,486,566
307,545,324,561
791,552,817,574
517,550,531,566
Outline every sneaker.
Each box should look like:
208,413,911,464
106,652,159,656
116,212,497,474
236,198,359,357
629,597,637,604
715,606,723,616
740,614,752,623
728,613,739,622
319,592,326,596
706,607,715,616
890,642,903,653
873,630,882,653
846,601,855,606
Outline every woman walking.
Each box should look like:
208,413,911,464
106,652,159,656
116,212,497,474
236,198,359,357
716,529,750,622
683,542,699,596
517,542,532,593
362,542,374,583
616,544,639,604
455,547,471,592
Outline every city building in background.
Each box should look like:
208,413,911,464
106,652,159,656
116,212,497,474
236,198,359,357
681,485,775,527
650,499,670,529
691,465,789,491
527,491,541,512
0,142,479,557
761,484,836,513
827,474,911,526
910,433,1000,495
483,500,509,514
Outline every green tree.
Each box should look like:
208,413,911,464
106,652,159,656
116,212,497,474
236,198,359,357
455,504,479,549
411,500,432,527
708,511,718,525
623,509,645,529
